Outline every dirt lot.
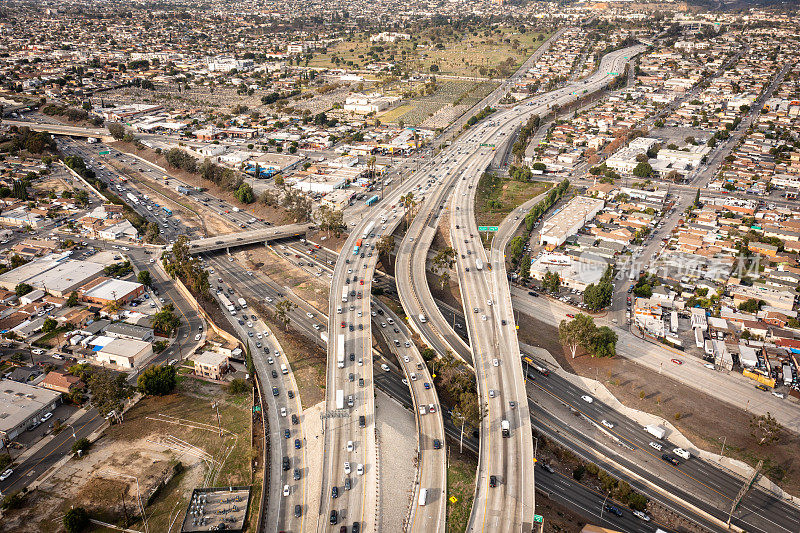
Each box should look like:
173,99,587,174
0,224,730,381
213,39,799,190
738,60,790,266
518,312,800,495
446,446,476,533
110,142,294,228
1,377,253,532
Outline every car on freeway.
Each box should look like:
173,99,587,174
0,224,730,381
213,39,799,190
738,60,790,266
581,395,593,403
755,384,770,392
381,364,390,372
489,475,498,488
704,363,715,369
601,420,614,429
649,442,663,451
0,468,13,481
632,510,650,521
344,462,351,475
433,439,441,450
604,504,623,517
671,358,683,365
661,453,681,466
492,358,499,367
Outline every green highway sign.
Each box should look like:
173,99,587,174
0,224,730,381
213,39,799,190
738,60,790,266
534,515,543,523
479,143,496,147
610,72,619,76
478,226,499,232
99,150,110,155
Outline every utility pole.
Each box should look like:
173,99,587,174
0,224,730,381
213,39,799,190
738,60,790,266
211,402,223,437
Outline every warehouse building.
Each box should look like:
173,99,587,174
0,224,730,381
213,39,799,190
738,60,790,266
0,379,61,441
78,277,144,306
95,338,152,369
0,253,105,297
539,196,605,249
104,322,155,343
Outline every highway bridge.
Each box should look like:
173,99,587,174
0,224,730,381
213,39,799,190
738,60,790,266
185,223,313,254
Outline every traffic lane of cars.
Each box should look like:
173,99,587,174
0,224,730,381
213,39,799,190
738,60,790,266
524,367,799,532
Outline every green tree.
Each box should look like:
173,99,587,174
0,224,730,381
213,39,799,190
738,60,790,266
42,317,58,333
234,183,255,204
227,378,252,395
750,412,783,446
108,123,126,141
137,270,153,287
137,364,177,396
377,234,395,265
431,247,455,290
71,437,91,454
519,255,531,280
150,304,181,335
67,291,79,307
738,298,763,313
88,371,128,418
15,283,33,296
275,300,296,331
591,326,618,357
63,507,90,533
558,314,597,359
316,205,345,237
632,161,653,178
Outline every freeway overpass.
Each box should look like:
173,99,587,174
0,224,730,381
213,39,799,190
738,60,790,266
185,223,313,254
2,119,112,140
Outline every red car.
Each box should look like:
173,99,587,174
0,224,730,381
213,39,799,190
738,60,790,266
671,358,683,365
341,322,346,329
566,313,575,318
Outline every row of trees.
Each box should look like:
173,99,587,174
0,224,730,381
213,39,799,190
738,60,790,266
558,313,618,359
162,236,210,297
511,114,541,163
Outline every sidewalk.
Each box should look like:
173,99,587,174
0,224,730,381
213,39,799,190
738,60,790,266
8,406,90,465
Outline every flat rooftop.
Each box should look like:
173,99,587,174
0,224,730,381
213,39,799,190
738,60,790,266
0,254,104,293
540,196,605,241
0,379,61,435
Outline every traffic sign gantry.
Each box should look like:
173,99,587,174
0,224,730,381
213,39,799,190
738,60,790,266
478,226,499,232
99,150,111,155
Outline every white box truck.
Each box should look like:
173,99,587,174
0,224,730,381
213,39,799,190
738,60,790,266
501,420,510,438
341,285,349,303
237,297,247,308
336,389,344,410
476,258,483,271
337,335,345,368
418,488,428,506
645,425,666,440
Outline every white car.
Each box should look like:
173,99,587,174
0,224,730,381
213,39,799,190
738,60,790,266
246,322,253,328
306,312,314,319
41,412,53,423
419,405,427,415
31,348,45,356
703,363,715,369
581,395,593,403
313,324,321,330
344,462,351,475
283,484,290,497
403,355,410,363
357,464,364,476
632,510,650,521
772,391,786,399
195,334,202,341
0,469,12,481
263,330,269,337
492,358,499,367
267,357,274,365
601,420,614,429
381,364,390,372
347,440,354,452
280,407,287,417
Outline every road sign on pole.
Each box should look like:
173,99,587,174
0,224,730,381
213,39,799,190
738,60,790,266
534,515,543,523
99,150,110,155
478,226,499,232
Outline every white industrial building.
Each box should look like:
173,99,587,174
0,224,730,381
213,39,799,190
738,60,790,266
0,253,105,297
539,196,605,249
0,379,61,441
95,338,153,369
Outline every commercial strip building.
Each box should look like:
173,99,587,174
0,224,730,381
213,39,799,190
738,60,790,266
0,379,61,441
539,196,605,249
78,277,145,305
0,253,105,297
193,351,229,380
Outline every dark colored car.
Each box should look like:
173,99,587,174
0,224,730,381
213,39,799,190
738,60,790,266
489,475,497,487
604,504,623,517
294,468,301,480
291,414,299,425
433,439,441,450
661,453,681,466
272,387,279,397
294,504,302,518
284,429,290,439
332,486,339,499
272,370,278,378
282,457,290,471
295,438,301,450
330,510,338,525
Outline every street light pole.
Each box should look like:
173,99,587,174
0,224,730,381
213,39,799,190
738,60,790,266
599,491,610,521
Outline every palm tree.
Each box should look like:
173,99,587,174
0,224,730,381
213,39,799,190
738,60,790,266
400,192,417,229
